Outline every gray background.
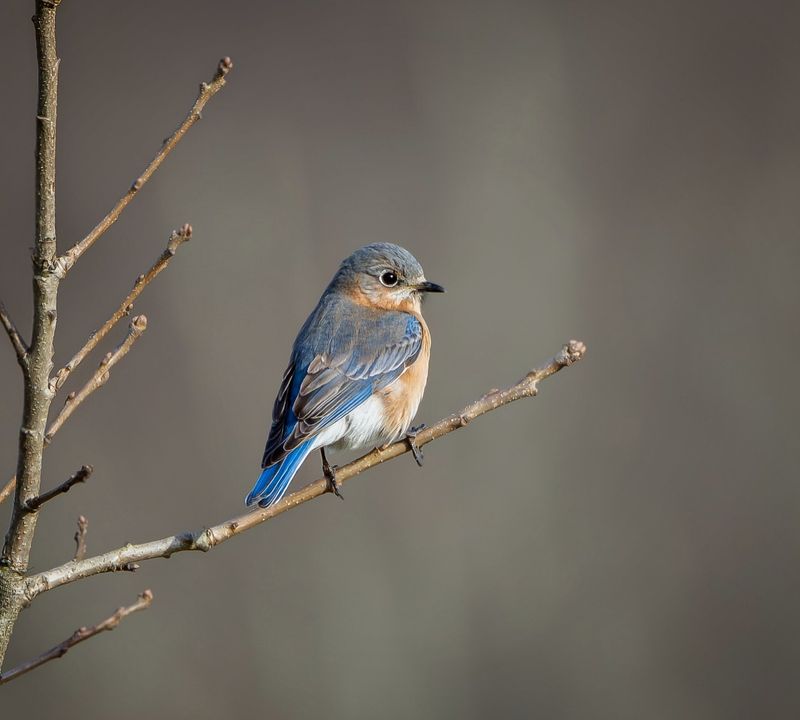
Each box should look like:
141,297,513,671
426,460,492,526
2,1,799,718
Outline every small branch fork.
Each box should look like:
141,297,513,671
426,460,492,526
56,57,232,275
23,340,587,600
0,590,153,686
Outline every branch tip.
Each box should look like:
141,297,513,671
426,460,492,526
131,314,148,332
24,464,93,511
558,339,587,367
167,223,192,254
217,56,233,77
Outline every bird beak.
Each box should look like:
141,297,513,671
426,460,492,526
416,280,445,293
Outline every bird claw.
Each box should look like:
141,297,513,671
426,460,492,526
406,424,426,467
322,456,344,500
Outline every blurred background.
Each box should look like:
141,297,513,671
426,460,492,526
1,1,799,717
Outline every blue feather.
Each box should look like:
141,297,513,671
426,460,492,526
246,441,315,508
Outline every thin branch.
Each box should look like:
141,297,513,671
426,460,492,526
0,302,29,368
73,515,89,561
51,225,191,392
57,57,232,275
0,316,148,507
0,478,15,505
0,590,153,686
24,340,587,599
45,315,148,443
25,464,93,511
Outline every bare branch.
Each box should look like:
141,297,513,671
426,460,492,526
45,315,148,443
0,302,29,368
0,589,153,686
24,464,93,511
73,515,89,561
24,341,587,599
51,226,191,392
57,57,232,275
0,478,15,506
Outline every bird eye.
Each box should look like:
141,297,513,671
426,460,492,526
380,270,399,287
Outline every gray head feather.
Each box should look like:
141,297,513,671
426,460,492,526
339,243,425,282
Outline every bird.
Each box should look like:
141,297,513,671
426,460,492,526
245,243,444,508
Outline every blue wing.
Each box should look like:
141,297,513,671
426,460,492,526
246,297,423,507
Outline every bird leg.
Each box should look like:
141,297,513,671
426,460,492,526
320,447,343,500
405,424,426,467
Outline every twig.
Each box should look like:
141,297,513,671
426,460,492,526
73,515,89,561
25,465,93,511
44,315,148,443
0,302,29,368
0,590,153,686
24,341,587,599
57,57,232,275
51,226,191,392
0,478,16,505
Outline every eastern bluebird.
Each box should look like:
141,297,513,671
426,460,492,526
245,243,444,508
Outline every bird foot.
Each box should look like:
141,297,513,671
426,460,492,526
405,424,426,467
323,460,344,500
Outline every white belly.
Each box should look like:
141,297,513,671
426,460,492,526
310,394,394,452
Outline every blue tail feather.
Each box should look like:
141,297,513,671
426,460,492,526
246,442,315,508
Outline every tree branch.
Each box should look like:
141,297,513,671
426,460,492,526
0,0,62,669
51,226,191,392
57,57,232,275
0,589,153,686
1,0,60,568
24,340,587,600
0,302,29,369
44,315,148,443
23,465,93,512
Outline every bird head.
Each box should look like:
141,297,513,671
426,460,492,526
334,243,445,312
